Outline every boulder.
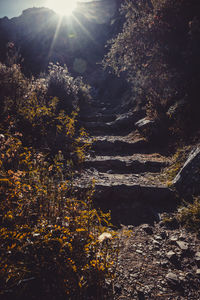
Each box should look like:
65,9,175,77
111,109,145,129
173,146,200,198
135,117,155,132
135,117,167,141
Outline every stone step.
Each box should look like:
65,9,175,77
83,154,169,174
80,102,115,116
91,136,150,155
82,121,119,135
81,113,116,123
83,110,145,135
74,171,177,225
77,170,163,187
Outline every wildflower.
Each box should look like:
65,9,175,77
98,232,112,242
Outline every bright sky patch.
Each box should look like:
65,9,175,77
46,0,77,16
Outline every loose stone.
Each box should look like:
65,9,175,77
176,241,189,251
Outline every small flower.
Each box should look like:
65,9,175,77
98,232,112,242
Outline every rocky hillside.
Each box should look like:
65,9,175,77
0,0,129,106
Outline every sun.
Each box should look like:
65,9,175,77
46,0,77,16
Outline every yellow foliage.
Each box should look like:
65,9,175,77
0,133,118,299
176,197,200,231
0,62,116,299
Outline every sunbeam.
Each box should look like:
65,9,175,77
48,15,63,59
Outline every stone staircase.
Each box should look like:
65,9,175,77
78,102,177,225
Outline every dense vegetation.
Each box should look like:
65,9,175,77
0,55,118,299
103,0,200,230
103,0,200,141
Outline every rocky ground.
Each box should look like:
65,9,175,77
80,101,200,299
112,220,200,299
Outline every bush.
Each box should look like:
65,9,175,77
103,0,200,138
0,63,29,117
0,60,118,299
0,61,92,160
0,133,118,299
46,62,91,113
176,198,200,232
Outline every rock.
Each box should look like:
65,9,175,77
156,251,162,257
136,250,143,254
110,109,145,130
128,225,134,230
154,235,163,240
160,260,168,267
0,134,5,141
130,273,139,279
114,283,122,293
160,231,167,239
185,272,194,279
173,146,200,198
135,118,156,139
159,221,166,227
83,110,145,134
166,251,180,268
135,117,155,129
135,117,167,141
176,241,189,251
195,252,200,267
179,275,186,283
196,269,200,276
166,272,179,286
141,224,153,235
166,250,177,261
169,236,178,243
91,182,177,226
152,239,160,247
195,251,200,258
179,233,187,241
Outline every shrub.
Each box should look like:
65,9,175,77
0,63,29,117
0,60,118,299
103,0,200,137
176,197,200,232
0,121,117,300
46,62,91,113
0,62,92,161
160,146,190,186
